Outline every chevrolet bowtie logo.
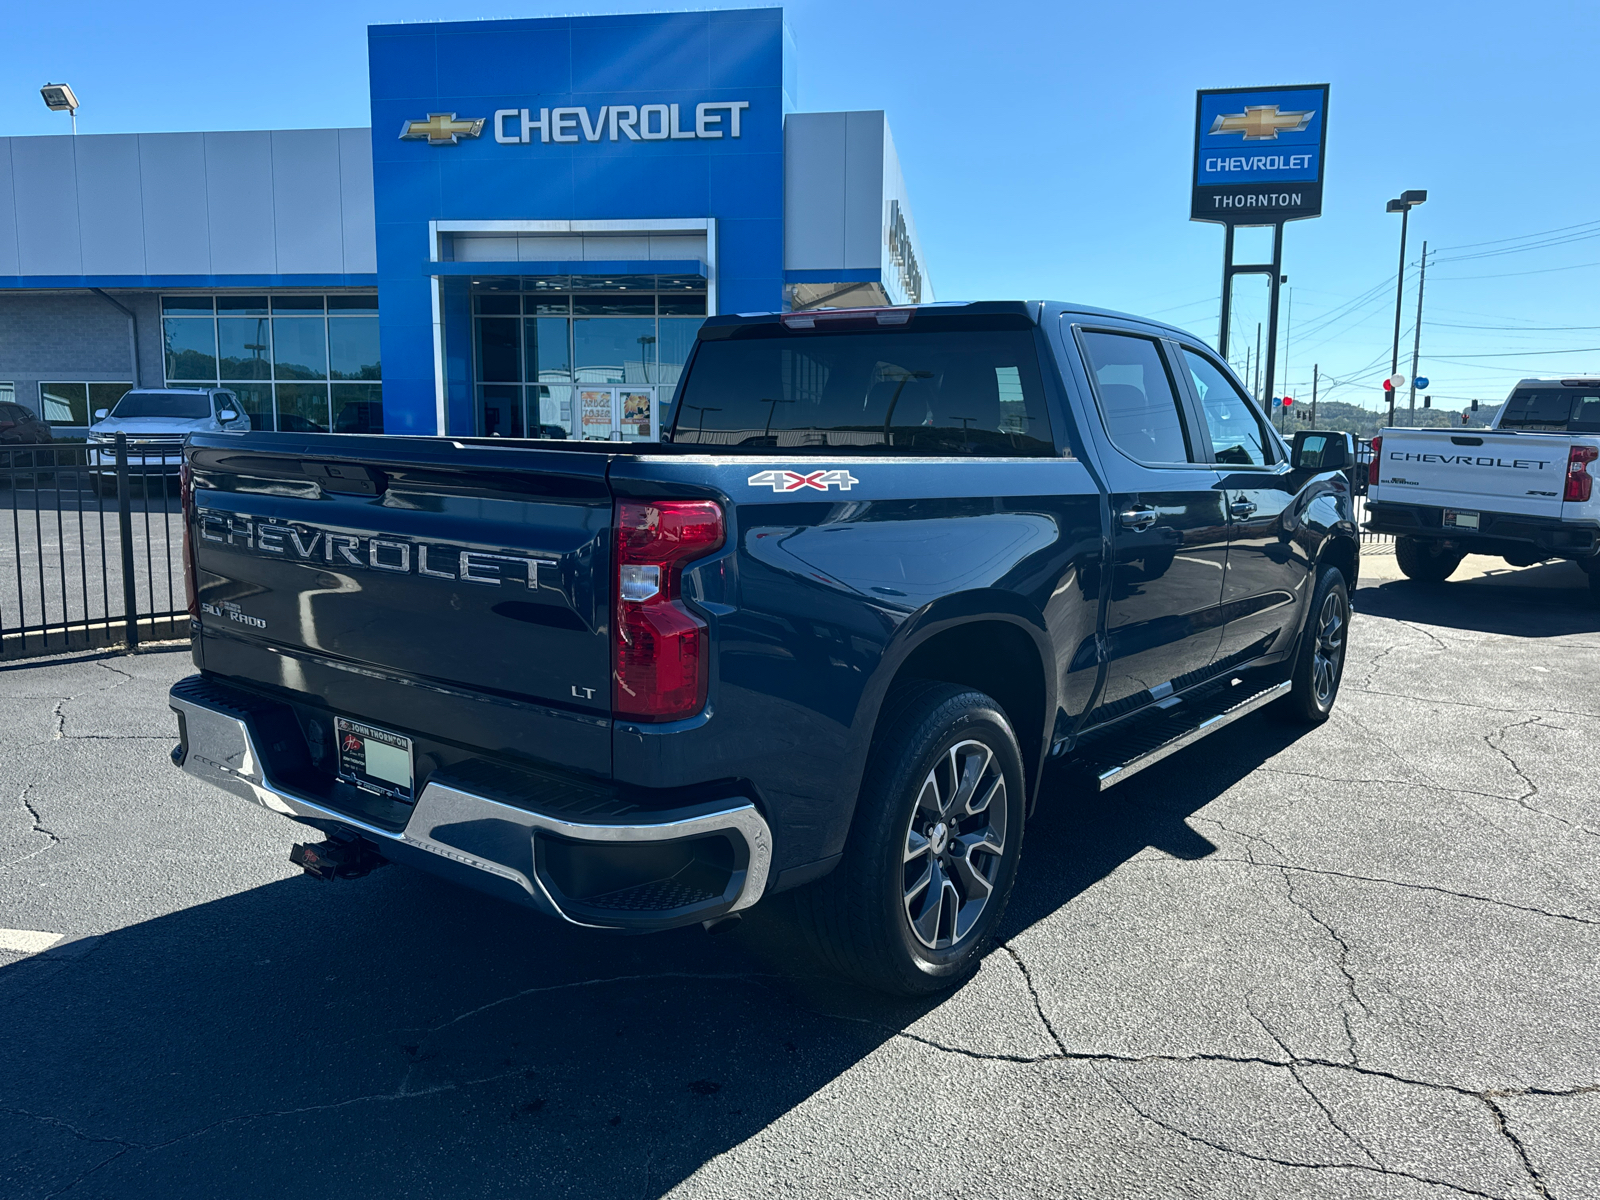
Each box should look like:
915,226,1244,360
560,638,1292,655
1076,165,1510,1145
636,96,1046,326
398,113,486,145
1209,105,1314,141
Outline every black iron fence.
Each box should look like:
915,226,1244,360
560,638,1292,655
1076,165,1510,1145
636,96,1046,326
1,434,188,660
1353,438,1389,546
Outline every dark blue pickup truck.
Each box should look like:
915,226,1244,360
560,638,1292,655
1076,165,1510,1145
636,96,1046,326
170,301,1359,995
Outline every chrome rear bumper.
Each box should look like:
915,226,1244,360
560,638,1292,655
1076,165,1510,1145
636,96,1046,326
169,676,771,931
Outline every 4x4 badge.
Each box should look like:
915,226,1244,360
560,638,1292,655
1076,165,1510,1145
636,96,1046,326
747,469,859,492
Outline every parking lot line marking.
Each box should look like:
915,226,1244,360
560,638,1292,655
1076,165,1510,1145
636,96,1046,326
0,929,65,954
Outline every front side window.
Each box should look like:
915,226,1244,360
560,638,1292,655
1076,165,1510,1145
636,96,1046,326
1183,349,1271,467
1078,330,1192,463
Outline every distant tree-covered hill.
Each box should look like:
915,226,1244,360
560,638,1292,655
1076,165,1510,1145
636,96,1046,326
1270,398,1502,439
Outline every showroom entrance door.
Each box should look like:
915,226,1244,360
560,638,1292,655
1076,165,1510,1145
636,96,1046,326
576,387,660,441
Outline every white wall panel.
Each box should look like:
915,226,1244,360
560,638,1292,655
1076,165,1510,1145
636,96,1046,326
648,234,706,260
783,112,847,270
0,143,21,275
518,236,583,261
455,236,518,261
139,134,211,275
74,136,146,275
843,112,885,270
271,130,344,275
338,128,377,273
204,131,277,275
586,235,649,260
12,137,82,276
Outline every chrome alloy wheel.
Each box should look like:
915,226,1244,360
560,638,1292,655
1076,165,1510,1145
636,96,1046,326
902,739,1008,950
1312,589,1347,708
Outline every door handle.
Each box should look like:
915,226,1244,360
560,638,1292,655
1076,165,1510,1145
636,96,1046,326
1230,499,1258,517
1119,507,1157,531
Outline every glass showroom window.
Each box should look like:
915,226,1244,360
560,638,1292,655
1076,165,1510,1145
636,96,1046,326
161,294,381,432
39,382,134,427
470,276,705,438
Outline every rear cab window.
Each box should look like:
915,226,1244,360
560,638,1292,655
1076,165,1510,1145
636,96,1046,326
1501,387,1600,432
669,311,1055,455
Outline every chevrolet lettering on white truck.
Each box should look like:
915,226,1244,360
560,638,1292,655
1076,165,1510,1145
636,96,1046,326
1365,377,1600,594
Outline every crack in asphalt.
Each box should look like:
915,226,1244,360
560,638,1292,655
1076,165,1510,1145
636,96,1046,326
1481,1097,1554,1200
1092,1069,1528,1200
1480,718,1599,839
1341,684,1600,721
6,961,1596,1194
1247,1004,1383,1168
1193,814,1600,927
12,1066,533,1197
3,781,63,870
1195,819,1371,1060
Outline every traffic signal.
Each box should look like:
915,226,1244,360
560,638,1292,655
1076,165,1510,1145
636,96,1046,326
1471,399,1479,411
1423,395,1431,408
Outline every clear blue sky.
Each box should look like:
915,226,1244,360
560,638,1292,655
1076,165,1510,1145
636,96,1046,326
5,0,1597,413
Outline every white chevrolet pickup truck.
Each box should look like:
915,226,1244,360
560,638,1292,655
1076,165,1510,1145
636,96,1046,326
1365,378,1600,597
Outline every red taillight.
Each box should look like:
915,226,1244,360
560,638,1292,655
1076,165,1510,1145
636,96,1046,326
613,500,725,722
1367,435,1382,487
180,460,199,619
1565,444,1597,503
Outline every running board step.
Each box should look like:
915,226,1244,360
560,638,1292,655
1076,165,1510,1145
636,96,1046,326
1078,679,1292,792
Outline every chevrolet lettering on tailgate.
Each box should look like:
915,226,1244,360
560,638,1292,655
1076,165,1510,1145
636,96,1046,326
195,510,557,588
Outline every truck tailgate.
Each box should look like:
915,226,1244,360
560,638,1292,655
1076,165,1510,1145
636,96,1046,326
1373,429,1568,518
188,434,615,779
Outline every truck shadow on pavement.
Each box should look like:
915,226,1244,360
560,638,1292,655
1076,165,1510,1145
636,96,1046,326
0,716,1299,1200
1355,569,1600,637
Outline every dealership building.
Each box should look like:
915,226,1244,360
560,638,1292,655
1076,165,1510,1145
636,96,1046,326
0,6,930,439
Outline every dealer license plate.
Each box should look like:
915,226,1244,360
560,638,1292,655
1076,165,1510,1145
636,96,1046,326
335,717,414,803
1443,510,1479,530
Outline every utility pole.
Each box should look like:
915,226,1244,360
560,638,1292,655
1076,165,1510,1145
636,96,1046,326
1311,364,1319,426
1254,322,1262,398
1281,285,1293,431
1406,241,1429,420
1386,190,1428,427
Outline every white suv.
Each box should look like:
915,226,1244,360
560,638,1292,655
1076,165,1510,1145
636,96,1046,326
87,388,250,495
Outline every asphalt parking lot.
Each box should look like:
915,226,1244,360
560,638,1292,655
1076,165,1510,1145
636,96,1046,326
2,551,1596,1199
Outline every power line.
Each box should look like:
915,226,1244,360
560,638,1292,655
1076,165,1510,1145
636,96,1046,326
1434,259,1600,282
1431,217,1600,254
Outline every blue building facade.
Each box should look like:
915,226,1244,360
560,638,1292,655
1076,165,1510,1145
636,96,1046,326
0,7,930,440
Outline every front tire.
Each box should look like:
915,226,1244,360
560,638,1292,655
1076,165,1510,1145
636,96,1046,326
1278,566,1349,725
793,681,1026,996
1395,535,1463,582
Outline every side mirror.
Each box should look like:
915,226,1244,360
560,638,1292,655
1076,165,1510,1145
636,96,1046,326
94,408,109,420
1291,429,1353,471
218,409,239,423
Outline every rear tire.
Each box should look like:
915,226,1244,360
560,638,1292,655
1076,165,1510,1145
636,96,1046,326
1277,566,1349,726
792,681,1026,997
1395,535,1463,582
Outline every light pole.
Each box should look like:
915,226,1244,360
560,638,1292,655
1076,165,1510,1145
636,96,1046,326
1386,189,1427,426
40,82,80,134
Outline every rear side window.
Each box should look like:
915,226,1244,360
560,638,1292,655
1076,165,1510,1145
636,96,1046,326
1502,388,1600,431
670,323,1054,455
1183,349,1271,466
1078,330,1192,464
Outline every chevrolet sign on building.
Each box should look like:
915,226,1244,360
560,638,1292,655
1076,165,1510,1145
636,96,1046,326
0,7,933,441
1191,84,1329,223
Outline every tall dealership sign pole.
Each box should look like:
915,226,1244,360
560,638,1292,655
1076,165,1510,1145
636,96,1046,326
1193,84,1329,405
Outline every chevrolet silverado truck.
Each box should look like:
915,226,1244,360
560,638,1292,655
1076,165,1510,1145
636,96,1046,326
1366,377,1600,593
169,301,1359,995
